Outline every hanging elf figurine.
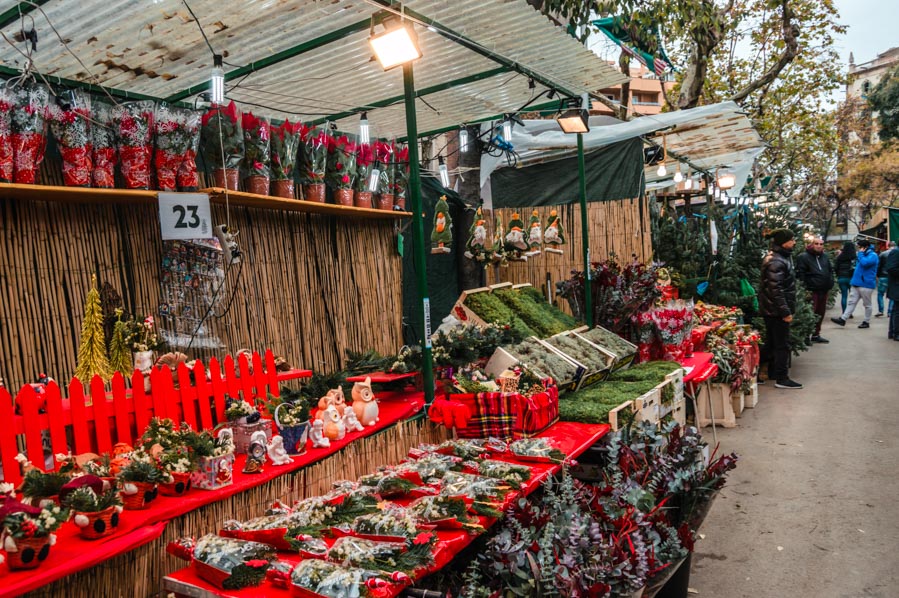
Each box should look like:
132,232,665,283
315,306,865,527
525,209,542,256
492,214,508,266
431,195,453,254
464,205,492,264
543,208,566,254
504,212,529,261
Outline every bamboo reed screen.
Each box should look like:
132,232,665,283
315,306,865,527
0,196,403,389
489,198,652,305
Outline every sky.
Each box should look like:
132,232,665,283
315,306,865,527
833,0,896,81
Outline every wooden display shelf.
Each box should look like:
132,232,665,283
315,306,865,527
0,182,412,220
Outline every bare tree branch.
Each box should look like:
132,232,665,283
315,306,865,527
729,1,799,103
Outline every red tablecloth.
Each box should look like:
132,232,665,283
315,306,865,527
345,371,417,384
0,393,424,597
162,421,610,598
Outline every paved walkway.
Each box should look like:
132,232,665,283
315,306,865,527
690,305,899,598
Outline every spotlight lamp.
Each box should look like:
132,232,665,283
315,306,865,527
369,19,422,70
717,169,736,190
684,171,693,190
673,163,683,183
556,97,589,134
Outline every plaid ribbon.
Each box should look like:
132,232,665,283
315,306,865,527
456,392,517,440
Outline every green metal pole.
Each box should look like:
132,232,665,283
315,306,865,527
403,62,435,406
578,133,594,328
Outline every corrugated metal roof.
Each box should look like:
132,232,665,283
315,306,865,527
0,0,628,139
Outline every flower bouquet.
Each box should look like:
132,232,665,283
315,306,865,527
392,143,409,210
270,399,310,455
408,495,482,532
201,101,244,190
631,310,658,363
154,104,201,191
328,535,435,573
354,142,375,208
434,439,493,461
62,485,123,540
299,125,328,200
220,514,296,552
47,90,92,187
326,134,357,206
113,100,154,189
438,471,506,518
285,492,381,540
290,560,374,598
1,500,68,570
127,314,161,371
650,300,695,361
167,534,275,590
357,469,423,498
270,120,302,198
10,83,49,184
0,87,13,182
373,140,395,210
465,459,531,489
241,112,271,195
91,99,118,188
509,437,566,463
346,504,421,541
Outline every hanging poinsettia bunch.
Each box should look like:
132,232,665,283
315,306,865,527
47,90,93,187
154,104,201,191
113,100,155,189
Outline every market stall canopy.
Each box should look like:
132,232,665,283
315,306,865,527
0,0,628,140
482,101,766,197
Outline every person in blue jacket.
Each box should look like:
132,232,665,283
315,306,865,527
831,238,879,329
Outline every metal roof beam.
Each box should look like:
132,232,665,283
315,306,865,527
164,18,374,102
0,0,51,30
313,66,510,126
399,100,561,141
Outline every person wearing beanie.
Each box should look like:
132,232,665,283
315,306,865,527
795,235,834,343
759,228,802,389
833,241,857,313
831,238,879,328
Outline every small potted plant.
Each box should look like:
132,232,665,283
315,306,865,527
1,502,68,570
19,469,71,508
117,452,169,510
185,428,236,490
127,314,162,372
225,397,258,425
81,453,116,490
63,486,123,540
225,396,272,453
159,446,197,497
265,394,311,456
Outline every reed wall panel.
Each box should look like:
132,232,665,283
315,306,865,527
0,197,403,389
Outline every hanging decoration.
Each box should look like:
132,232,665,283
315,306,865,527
504,212,529,261
544,209,566,254
47,89,92,187
464,206,492,265
75,275,113,383
492,214,508,266
10,83,49,185
526,209,542,256
431,195,453,254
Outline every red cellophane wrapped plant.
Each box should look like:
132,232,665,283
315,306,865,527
10,83,49,184
0,87,15,182
154,104,201,191
373,140,395,210
270,120,302,198
91,99,117,188
299,126,329,201
354,142,375,208
392,143,409,210
113,100,155,189
201,101,244,190
241,112,271,195
326,134,357,206
48,90,93,187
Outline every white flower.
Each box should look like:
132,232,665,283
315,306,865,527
14,453,29,464
0,482,14,495
55,452,70,462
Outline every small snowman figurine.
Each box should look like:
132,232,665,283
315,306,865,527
310,419,330,448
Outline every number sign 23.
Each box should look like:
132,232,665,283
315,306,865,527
158,193,213,240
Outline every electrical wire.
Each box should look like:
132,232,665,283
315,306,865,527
181,0,240,68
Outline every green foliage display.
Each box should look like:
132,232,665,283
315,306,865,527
463,291,537,339
868,63,899,143
63,486,121,513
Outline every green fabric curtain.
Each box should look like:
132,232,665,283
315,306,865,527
890,207,899,243
489,138,645,208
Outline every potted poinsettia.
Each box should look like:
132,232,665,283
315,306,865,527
354,143,375,208
113,100,155,189
392,143,409,210
154,104,202,191
326,135,357,206
373,141,395,210
241,112,271,195
47,89,92,187
117,450,170,510
9,83,50,185
1,500,68,570
63,485,123,540
270,120,302,198
201,101,244,190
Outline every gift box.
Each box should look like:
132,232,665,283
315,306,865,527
433,383,559,441
232,419,273,454
192,453,235,490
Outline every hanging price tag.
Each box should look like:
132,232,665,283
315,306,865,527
423,298,432,348
158,193,213,240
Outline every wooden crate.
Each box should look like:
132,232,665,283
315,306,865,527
634,387,662,424
744,381,759,409
451,287,493,328
659,399,686,427
484,347,550,382
731,391,745,418
533,338,588,390
655,368,685,408
696,383,737,428
608,400,637,431
544,333,613,390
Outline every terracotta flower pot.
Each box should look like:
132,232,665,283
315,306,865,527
159,471,193,497
245,175,270,196
303,183,326,203
212,168,240,191
272,179,295,199
354,191,373,209
120,481,158,510
74,506,121,540
334,188,354,206
377,193,394,211
6,535,52,570
394,196,406,211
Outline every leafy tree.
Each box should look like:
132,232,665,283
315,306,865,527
868,63,899,143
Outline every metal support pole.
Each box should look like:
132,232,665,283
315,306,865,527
403,62,435,406
578,133,594,328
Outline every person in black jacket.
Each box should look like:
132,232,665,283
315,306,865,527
885,244,899,340
833,241,856,313
795,236,834,343
760,228,801,389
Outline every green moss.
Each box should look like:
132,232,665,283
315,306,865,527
545,334,610,371
494,288,576,337
609,361,680,382
463,292,537,339
580,326,636,357
518,286,578,329
559,400,619,424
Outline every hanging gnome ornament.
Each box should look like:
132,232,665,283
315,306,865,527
431,195,453,254
464,205,492,265
525,209,542,256
504,212,529,261
543,208,566,254
492,214,508,266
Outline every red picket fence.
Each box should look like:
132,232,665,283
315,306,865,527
0,349,310,486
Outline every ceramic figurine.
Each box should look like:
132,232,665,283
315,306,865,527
217,428,235,452
310,419,330,448
351,377,380,427
322,405,346,441
242,431,268,474
316,387,345,420
343,408,364,433
267,435,293,466
330,387,347,416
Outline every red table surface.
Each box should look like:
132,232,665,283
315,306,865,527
678,352,718,386
345,372,417,384
162,422,610,598
0,394,424,597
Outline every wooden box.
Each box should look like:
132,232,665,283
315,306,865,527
696,383,737,428
743,381,759,409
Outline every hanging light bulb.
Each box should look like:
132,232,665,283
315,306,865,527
459,126,469,152
502,117,513,142
359,112,370,144
438,156,450,188
684,171,693,190
656,163,667,177
655,134,667,177
210,55,225,104
707,181,715,197
368,167,381,193
673,163,683,183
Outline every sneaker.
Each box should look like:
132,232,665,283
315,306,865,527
849,314,854,319
811,336,830,343
830,317,846,326
875,312,884,317
775,379,803,389
858,322,870,329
